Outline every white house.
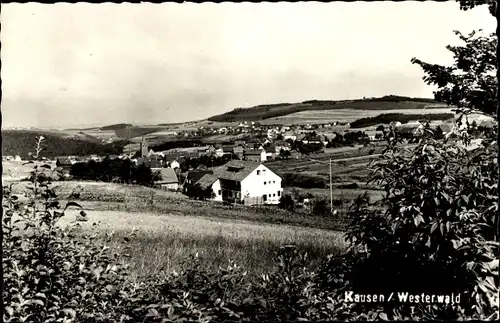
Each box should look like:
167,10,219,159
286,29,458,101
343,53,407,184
283,131,297,141
243,149,267,162
195,174,223,202
154,168,179,191
199,160,282,205
169,160,180,169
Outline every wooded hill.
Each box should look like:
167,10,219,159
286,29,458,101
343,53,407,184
208,95,446,122
1,130,128,158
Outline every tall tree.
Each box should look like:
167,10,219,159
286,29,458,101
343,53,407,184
411,30,497,118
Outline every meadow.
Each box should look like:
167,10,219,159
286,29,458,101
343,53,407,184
58,208,346,281
266,107,453,125
5,176,349,281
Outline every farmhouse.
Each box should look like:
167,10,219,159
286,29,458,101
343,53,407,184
244,149,267,162
185,169,214,185
274,141,292,153
200,160,282,205
265,144,278,159
195,174,223,202
56,157,74,169
154,168,179,191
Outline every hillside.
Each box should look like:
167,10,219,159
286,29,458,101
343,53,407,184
208,95,447,122
1,130,129,158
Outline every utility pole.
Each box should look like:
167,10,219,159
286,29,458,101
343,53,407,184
329,158,333,213
340,161,345,215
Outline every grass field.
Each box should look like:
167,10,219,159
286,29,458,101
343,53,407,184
58,209,346,281
267,107,453,125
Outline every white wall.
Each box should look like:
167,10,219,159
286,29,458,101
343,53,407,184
241,164,282,205
160,183,179,190
211,179,223,202
260,151,267,162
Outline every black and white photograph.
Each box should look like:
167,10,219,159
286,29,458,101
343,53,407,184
1,1,499,321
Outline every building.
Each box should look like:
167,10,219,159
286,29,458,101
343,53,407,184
244,149,267,162
185,169,214,186
233,146,244,159
56,157,74,175
140,137,148,158
154,168,179,191
194,174,223,202
195,160,282,205
265,144,278,159
283,131,297,141
222,145,235,156
169,160,181,169
274,141,292,153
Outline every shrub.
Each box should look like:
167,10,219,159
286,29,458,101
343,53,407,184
2,137,139,322
278,194,295,211
311,198,331,217
345,129,499,320
282,173,326,189
184,183,216,201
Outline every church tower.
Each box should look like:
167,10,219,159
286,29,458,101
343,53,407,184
140,137,148,158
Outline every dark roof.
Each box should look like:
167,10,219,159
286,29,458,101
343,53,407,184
195,174,218,189
56,157,73,166
244,149,264,155
145,159,162,168
266,144,277,151
164,154,181,162
156,168,179,184
187,170,214,183
275,141,291,146
212,160,260,182
396,126,418,134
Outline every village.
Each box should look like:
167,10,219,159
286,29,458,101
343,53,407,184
4,114,494,209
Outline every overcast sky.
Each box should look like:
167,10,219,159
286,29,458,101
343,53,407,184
1,2,496,129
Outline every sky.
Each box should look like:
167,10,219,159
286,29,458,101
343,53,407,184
1,2,497,129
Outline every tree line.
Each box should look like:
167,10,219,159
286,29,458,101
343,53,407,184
2,131,128,158
350,113,454,128
69,158,160,186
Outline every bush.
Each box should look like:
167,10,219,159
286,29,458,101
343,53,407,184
350,113,454,129
345,131,499,319
2,137,139,322
282,173,326,189
70,159,159,187
184,183,216,201
278,194,295,211
311,198,331,217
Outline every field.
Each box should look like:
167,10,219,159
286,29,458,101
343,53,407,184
264,107,453,125
208,96,448,122
57,209,346,281
2,160,57,182
5,174,347,281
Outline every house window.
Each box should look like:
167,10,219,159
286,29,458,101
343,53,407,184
277,191,281,197
268,194,271,197
262,169,266,175
218,190,221,195
257,170,260,175
263,194,267,201
273,193,276,197
264,181,266,185
273,181,275,184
